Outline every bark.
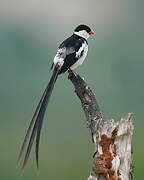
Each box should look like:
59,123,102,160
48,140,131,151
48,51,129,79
68,70,134,180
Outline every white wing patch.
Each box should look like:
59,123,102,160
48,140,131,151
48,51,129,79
53,47,75,68
70,41,88,70
53,41,88,70
53,48,66,67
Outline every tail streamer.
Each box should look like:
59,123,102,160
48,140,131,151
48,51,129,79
18,65,60,169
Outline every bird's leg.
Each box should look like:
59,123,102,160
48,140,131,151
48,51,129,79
68,69,77,79
68,68,74,74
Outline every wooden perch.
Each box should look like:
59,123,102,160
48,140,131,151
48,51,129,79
68,70,134,180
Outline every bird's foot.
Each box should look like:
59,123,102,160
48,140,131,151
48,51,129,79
68,69,77,79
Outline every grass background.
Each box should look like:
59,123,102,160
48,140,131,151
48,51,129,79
0,0,143,179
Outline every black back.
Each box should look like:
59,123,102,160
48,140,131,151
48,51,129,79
58,34,87,74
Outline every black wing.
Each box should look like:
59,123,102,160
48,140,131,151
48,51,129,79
58,35,86,74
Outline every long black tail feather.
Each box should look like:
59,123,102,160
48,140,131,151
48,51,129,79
18,66,59,169
35,67,58,168
17,87,48,164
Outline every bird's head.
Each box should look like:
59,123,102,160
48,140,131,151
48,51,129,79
74,24,95,40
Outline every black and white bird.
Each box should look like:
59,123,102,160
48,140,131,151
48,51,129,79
18,24,95,169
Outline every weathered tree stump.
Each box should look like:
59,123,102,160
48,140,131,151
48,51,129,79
68,71,134,180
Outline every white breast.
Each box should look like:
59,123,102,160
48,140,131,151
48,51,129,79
70,41,88,70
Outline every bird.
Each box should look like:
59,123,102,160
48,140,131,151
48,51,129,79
18,24,95,169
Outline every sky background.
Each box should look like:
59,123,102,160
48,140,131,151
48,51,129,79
0,0,144,179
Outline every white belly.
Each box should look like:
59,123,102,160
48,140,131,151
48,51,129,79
70,43,88,70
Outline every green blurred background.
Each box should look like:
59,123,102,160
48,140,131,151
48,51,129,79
0,0,143,179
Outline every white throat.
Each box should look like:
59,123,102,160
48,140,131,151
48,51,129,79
74,30,90,40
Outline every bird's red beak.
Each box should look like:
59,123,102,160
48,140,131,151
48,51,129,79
89,31,95,35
